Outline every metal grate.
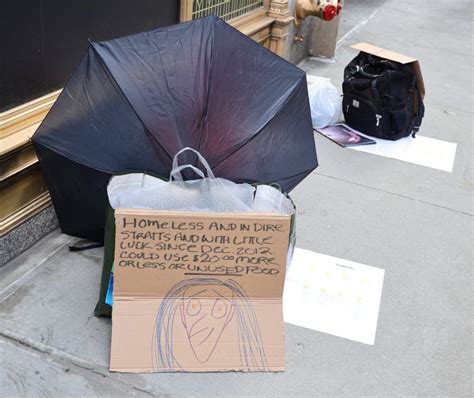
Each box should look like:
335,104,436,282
192,0,264,21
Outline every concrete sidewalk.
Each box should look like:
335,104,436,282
1,1,472,397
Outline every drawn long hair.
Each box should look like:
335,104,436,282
153,278,267,371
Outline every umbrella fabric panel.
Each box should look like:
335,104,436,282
91,15,310,171
212,77,317,192
32,47,168,175
276,169,315,194
34,144,111,242
91,17,215,160
200,18,307,167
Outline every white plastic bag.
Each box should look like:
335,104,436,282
307,75,342,129
108,147,295,216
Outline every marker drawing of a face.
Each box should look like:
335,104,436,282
180,284,235,363
153,278,267,371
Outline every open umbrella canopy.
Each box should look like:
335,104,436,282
32,15,318,242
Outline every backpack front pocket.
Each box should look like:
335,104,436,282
388,100,410,139
343,93,386,139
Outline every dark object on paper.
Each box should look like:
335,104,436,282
31,16,318,242
342,43,425,141
316,124,376,147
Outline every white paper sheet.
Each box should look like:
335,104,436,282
350,133,457,172
283,248,385,345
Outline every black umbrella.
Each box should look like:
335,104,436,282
32,16,318,242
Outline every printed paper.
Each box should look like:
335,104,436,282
283,248,385,345
315,124,376,147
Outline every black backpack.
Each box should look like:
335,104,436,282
342,52,424,140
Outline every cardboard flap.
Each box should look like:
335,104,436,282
350,43,416,64
351,43,425,97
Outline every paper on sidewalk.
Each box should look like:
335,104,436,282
283,248,385,345
350,133,457,172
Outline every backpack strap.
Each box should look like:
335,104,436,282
69,242,103,252
410,76,425,138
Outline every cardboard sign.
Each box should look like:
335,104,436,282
110,209,291,373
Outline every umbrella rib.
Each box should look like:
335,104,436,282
90,44,173,163
196,20,216,156
211,75,307,169
232,166,316,187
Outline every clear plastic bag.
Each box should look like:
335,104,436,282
108,147,294,216
307,75,342,129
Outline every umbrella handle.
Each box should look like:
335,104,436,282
170,164,206,181
172,147,215,179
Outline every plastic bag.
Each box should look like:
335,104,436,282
307,75,342,129
108,147,295,216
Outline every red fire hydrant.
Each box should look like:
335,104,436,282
295,0,342,28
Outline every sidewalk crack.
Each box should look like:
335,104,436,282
0,327,161,397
